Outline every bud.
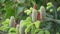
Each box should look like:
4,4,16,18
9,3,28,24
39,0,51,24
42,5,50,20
9,16,15,28
31,4,37,22
37,12,40,21
16,24,20,34
39,6,46,22
14,22,17,28
19,20,26,34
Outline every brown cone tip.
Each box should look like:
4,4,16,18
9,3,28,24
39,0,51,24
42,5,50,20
33,3,37,9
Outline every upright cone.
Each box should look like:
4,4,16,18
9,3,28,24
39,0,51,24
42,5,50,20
39,6,46,22
9,16,15,28
31,3,37,22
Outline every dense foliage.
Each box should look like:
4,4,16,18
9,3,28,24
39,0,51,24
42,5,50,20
0,0,60,34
